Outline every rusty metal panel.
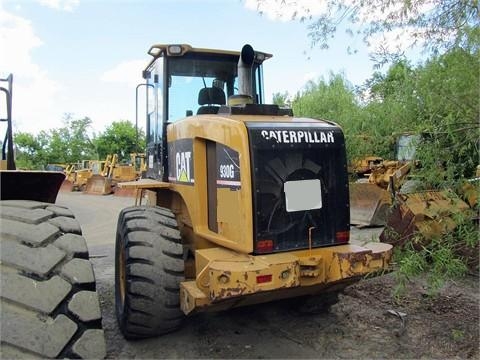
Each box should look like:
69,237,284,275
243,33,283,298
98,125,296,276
207,253,300,301
349,182,392,226
381,190,470,248
182,242,393,313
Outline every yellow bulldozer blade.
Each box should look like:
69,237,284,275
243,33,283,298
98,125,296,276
349,182,392,226
85,174,113,195
59,179,74,192
380,190,471,248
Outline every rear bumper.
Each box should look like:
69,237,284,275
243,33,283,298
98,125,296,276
180,242,392,314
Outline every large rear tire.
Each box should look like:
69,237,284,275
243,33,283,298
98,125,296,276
115,206,185,339
0,200,106,359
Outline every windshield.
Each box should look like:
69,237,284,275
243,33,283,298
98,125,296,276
166,54,264,121
168,75,224,120
396,134,420,161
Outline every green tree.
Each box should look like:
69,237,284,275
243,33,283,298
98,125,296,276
272,91,291,107
256,0,479,60
94,120,145,161
356,60,421,159
412,47,480,186
13,115,97,169
47,115,97,164
292,73,359,122
291,73,370,160
14,132,44,169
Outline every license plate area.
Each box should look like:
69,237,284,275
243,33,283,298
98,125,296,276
284,179,322,212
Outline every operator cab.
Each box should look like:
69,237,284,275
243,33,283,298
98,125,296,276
142,44,271,180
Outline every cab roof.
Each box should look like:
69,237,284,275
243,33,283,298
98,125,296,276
145,44,272,70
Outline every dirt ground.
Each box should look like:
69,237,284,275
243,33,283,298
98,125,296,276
57,192,480,359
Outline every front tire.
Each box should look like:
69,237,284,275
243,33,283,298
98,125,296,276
115,206,185,339
0,200,106,359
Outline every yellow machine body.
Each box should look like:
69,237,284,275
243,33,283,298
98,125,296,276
115,44,393,322
120,114,393,314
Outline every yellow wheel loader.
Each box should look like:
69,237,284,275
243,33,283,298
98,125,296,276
0,74,106,358
114,44,393,339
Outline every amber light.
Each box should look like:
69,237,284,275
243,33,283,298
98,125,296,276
256,239,273,253
336,231,349,243
256,274,272,284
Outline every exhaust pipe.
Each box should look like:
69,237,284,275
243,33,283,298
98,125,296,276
238,44,255,97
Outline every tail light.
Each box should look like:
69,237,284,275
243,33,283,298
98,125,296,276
256,239,273,253
336,231,349,243
256,274,272,284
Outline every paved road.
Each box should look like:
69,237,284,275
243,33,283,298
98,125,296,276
56,191,133,248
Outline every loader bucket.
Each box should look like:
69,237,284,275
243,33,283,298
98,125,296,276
60,179,74,192
85,175,113,195
0,171,64,203
380,190,470,248
349,182,392,226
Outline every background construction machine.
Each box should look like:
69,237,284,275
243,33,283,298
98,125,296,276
114,44,393,339
349,133,419,226
85,153,145,195
0,74,106,358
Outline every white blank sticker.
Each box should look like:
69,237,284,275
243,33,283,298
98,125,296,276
284,179,322,212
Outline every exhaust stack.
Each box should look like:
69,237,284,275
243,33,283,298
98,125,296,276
237,44,255,98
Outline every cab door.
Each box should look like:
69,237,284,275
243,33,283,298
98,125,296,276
145,59,164,180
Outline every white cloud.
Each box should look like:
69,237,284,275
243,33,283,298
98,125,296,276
0,3,63,134
0,6,43,71
100,59,147,88
35,0,80,12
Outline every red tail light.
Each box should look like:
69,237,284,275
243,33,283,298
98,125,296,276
256,274,272,284
256,239,273,253
336,231,349,243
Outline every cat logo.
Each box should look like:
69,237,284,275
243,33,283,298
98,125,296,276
176,151,193,183
168,139,194,185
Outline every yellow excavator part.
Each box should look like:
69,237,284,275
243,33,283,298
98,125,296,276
380,190,471,248
349,156,384,176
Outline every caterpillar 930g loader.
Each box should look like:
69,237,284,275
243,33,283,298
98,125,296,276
0,74,106,358
115,44,393,339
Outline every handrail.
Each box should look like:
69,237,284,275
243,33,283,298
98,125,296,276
0,74,15,170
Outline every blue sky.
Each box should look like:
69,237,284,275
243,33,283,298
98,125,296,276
1,0,383,135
